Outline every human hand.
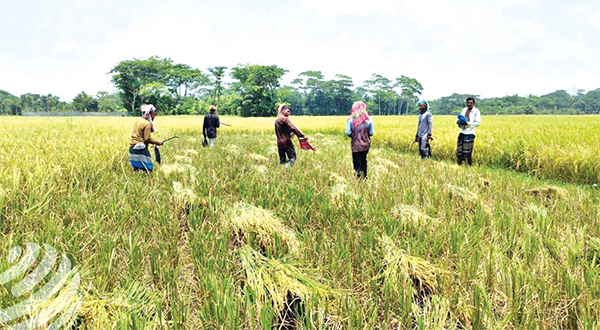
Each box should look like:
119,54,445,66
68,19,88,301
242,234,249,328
428,136,433,140
157,141,164,146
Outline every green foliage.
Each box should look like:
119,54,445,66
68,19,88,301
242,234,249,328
72,91,98,112
230,64,287,117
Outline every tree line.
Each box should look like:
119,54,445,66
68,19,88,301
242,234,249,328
2,56,600,116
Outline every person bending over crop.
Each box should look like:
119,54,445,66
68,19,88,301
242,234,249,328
415,100,433,159
129,103,163,172
346,101,374,179
456,97,481,165
203,105,230,148
275,104,305,167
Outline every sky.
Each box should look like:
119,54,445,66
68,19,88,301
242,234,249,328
1,0,599,102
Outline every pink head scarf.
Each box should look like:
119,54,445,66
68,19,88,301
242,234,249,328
141,103,156,132
349,101,370,127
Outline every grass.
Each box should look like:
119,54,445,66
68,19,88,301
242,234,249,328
0,115,599,329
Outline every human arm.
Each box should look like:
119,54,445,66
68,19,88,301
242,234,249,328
143,124,162,145
345,119,353,137
427,113,433,138
468,109,481,128
369,119,374,136
202,116,208,138
287,117,305,138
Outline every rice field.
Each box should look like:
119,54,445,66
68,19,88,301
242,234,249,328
1,115,600,329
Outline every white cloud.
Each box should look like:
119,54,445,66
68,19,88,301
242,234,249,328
298,0,399,18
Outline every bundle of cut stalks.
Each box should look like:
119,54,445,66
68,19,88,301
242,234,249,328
392,204,438,232
248,153,269,163
160,163,198,181
527,185,569,200
172,181,199,213
374,158,400,170
329,172,348,185
238,246,331,318
253,165,268,174
226,144,242,155
444,184,480,212
378,236,444,297
173,155,192,164
184,149,199,156
78,282,163,329
329,183,358,207
225,203,300,255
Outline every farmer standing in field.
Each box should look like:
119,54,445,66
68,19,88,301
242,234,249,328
456,97,481,165
129,103,163,172
202,105,230,148
275,104,306,167
415,99,433,159
346,101,374,179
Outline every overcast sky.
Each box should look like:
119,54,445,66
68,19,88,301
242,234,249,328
1,0,599,102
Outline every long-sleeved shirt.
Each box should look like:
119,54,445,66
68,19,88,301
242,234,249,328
203,112,220,138
346,118,374,153
416,111,432,138
275,115,304,149
129,117,160,147
459,107,481,135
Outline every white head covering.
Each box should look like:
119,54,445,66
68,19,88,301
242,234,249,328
141,104,156,132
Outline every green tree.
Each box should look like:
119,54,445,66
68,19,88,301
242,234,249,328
72,91,98,112
230,64,287,117
109,56,174,114
394,75,423,115
207,66,227,108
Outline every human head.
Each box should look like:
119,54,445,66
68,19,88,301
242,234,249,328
141,103,157,119
209,105,217,112
417,99,428,112
278,104,291,116
350,101,367,116
466,97,475,110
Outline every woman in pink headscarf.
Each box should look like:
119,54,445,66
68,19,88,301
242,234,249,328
345,101,374,179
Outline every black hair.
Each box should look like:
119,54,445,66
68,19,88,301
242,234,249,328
466,97,476,104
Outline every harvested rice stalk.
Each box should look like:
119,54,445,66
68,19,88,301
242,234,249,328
524,203,547,218
392,204,438,232
184,149,199,156
78,282,163,329
329,183,358,207
378,236,445,299
248,153,269,163
329,172,348,185
172,181,200,214
374,158,400,170
253,165,268,174
478,177,492,187
238,246,331,323
527,185,569,200
174,155,192,164
444,184,479,212
225,203,300,255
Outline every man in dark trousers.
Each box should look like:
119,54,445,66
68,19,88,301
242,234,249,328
203,105,229,148
275,104,305,167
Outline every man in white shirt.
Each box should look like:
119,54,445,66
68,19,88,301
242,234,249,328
456,97,481,165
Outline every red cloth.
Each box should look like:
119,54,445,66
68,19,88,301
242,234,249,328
298,137,316,151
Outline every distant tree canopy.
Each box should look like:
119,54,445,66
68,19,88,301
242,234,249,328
3,56,600,116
